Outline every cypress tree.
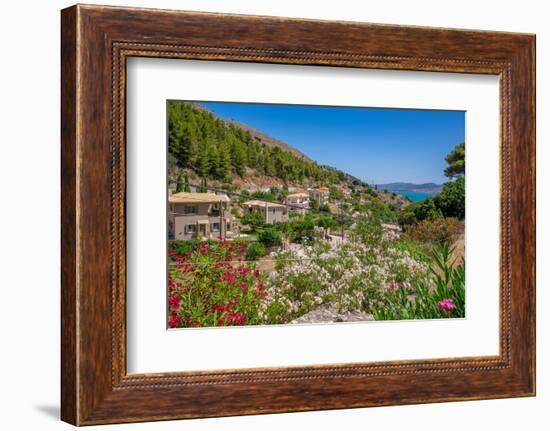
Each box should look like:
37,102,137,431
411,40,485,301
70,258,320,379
183,173,191,192
175,173,184,193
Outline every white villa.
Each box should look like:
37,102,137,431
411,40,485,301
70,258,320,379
309,187,330,205
168,192,234,240
284,192,310,214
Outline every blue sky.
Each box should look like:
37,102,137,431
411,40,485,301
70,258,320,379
199,101,465,185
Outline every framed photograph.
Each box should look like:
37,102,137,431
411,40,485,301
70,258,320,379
61,4,535,425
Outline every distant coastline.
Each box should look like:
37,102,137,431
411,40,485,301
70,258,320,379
375,182,442,202
376,182,442,193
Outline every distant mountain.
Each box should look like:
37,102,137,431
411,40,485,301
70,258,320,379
376,182,443,193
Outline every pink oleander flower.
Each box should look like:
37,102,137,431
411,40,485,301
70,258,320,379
387,281,399,290
225,311,245,326
167,274,177,292
220,272,237,285
211,304,226,313
238,265,250,275
437,298,457,312
168,295,181,311
168,313,181,328
198,243,210,254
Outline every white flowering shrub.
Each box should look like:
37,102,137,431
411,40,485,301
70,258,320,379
261,218,435,323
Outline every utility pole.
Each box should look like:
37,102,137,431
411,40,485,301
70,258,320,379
219,201,225,240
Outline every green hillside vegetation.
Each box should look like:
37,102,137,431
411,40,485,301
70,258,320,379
168,101,345,184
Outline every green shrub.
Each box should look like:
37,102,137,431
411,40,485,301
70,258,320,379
436,176,465,219
246,242,266,260
241,211,265,229
168,239,217,256
394,240,430,263
398,197,442,226
257,227,282,247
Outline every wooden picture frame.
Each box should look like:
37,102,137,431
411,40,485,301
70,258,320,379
61,4,535,425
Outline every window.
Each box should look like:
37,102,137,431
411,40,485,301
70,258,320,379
185,224,197,234
184,205,197,215
211,222,220,232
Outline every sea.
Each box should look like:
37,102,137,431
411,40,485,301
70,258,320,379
396,191,437,202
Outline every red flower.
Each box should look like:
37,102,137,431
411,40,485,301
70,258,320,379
211,304,226,313
168,313,181,328
168,295,181,311
238,266,249,275
387,281,399,290
225,311,246,326
220,272,237,285
198,243,210,254
240,282,248,293
168,275,178,292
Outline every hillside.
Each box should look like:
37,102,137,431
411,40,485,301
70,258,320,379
168,101,353,188
190,102,312,161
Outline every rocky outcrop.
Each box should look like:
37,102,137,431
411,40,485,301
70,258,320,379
290,304,374,324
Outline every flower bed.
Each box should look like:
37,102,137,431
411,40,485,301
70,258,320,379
167,222,466,327
167,239,268,328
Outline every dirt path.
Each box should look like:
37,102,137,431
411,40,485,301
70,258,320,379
257,256,276,273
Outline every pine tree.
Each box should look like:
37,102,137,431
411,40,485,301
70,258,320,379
198,146,211,178
175,173,184,193
232,140,247,177
218,143,232,181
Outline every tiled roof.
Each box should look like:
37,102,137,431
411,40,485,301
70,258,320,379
169,192,230,204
